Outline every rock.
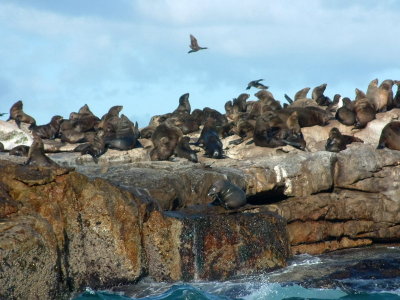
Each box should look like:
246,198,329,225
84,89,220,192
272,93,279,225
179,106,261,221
0,160,145,299
143,208,290,281
268,189,400,255
0,120,32,150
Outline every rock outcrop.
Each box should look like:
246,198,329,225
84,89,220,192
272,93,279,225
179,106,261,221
1,108,400,299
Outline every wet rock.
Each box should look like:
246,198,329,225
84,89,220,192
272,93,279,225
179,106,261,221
143,208,290,281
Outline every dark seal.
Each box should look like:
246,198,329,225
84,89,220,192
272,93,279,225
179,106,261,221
377,121,400,151
208,179,247,210
30,115,64,139
325,127,363,152
174,136,198,163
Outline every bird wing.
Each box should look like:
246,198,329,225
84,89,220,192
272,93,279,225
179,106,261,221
190,34,199,49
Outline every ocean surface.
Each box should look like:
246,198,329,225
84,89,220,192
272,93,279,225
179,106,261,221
74,246,400,300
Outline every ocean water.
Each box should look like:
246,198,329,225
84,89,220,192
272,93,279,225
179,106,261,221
74,246,400,300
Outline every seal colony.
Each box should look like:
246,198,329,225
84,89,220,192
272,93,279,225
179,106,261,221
2,78,400,164
0,35,399,209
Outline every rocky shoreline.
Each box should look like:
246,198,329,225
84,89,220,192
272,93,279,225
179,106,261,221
1,109,400,299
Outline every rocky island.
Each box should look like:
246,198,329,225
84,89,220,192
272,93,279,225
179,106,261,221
1,81,400,299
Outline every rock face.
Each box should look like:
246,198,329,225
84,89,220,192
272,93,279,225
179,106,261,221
0,161,144,299
0,160,290,299
143,208,289,282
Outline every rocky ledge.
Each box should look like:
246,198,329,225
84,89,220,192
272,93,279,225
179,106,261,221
1,111,400,299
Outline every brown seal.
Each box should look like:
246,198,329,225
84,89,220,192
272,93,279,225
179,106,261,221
173,93,191,114
105,114,142,150
150,122,182,161
25,133,59,167
335,97,356,126
78,129,108,163
312,83,331,106
174,136,198,163
377,121,400,151
7,100,36,128
353,97,376,129
208,179,246,210
30,115,63,139
325,127,363,152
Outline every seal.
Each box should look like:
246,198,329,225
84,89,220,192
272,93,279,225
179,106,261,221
25,132,59,167
7,100,36,128
150,122,182,161
353,97,376,129
325,127,363,152
30,115,64,140
98,105,123,134
377,121,400,151
173,93,191,114
195,118,223,159
253,115,286,148
174,136,198,163
9,145,30,157
255,90,282,112
105,114,142,150
312,83,331,106
294,87,311,101
246,79,268,90
276,107,331,127
253,113,306,150
208,179,246,210
188,34,208,53
392,80,400,108
335,97,356,126
78,129,108,163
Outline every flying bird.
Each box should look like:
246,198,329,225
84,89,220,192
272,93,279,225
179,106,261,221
188,34,208,53
246,79,269,90
0,113,7,117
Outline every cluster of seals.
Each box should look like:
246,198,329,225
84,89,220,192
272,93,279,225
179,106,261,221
335,79,398,129
208,179,247,210
3,78,400,166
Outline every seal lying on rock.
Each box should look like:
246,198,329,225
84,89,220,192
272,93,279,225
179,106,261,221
325,127,363,153
208,179,247,210
377,121,400,151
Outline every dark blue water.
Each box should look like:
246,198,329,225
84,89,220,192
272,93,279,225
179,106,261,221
74,246,400,300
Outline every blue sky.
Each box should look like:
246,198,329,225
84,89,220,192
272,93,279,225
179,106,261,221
1,0,399,127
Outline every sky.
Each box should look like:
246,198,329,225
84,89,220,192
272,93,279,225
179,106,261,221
0,0,399,127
